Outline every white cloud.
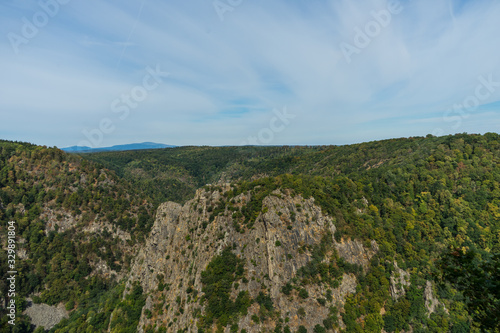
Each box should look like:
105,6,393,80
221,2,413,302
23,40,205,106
1,0,499,147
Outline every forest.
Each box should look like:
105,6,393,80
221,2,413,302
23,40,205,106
0,133,499,332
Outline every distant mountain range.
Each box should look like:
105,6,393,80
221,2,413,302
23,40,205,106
61,142,176,153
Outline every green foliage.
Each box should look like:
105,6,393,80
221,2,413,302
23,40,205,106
81,146,317,206
2,133,500,331
109,283,146,333
323,316,336,330
256,291,273,311
298,288,309,299
0,141,154,332
313,325,326,333
51,279,124,332
383,298,411,332
439,248,500,331
297,325,307,333
293,230,348,286
281,283,293,295
199,248,250,330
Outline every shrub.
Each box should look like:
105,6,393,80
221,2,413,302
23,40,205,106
281,283,293,295
313,325,326,333
199,248,248,329
256,291,274,311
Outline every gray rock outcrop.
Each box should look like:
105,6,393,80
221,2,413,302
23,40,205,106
124,186,378,332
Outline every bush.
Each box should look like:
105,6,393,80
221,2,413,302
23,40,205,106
281,283,293,295
313,325,326,333
323,317,334,330
199,248,248,330
256,291,274,311
65,299,75,311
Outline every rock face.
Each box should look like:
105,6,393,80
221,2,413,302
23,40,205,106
424,281,436,315
424,280,447,316
390,261,411,300
125,185,377,332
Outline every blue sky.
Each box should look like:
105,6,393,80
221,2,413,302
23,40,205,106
1,0,500,148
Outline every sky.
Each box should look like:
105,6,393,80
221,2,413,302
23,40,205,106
1,0,500,148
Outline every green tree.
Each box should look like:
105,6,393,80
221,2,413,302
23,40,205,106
439,248,500,331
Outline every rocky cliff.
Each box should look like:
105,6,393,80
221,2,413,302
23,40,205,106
124,184,379,332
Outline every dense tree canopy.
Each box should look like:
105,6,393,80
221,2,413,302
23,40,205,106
1,133,499,331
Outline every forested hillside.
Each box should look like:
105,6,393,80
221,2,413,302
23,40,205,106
0,140,155,331
1,133,499,332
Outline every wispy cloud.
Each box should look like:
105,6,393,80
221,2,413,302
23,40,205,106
1,0,499,147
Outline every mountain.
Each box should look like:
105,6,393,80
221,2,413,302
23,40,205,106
1,133,499,332
0,139,156,331
61,142,176,153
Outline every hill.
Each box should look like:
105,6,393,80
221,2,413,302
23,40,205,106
0,140,156,331
61,142,176,153
1,133,499,332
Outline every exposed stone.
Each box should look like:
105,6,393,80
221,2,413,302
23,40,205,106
390,261,411,300
125,186,377,332
336,239,376,272
41,208,77,234
424,280,447,316
23,299,68,330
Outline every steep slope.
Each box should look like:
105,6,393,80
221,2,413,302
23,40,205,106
1,133,500,332
81,133,500,208
0,140,155,331
125,185,377,332
114,133,500,332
